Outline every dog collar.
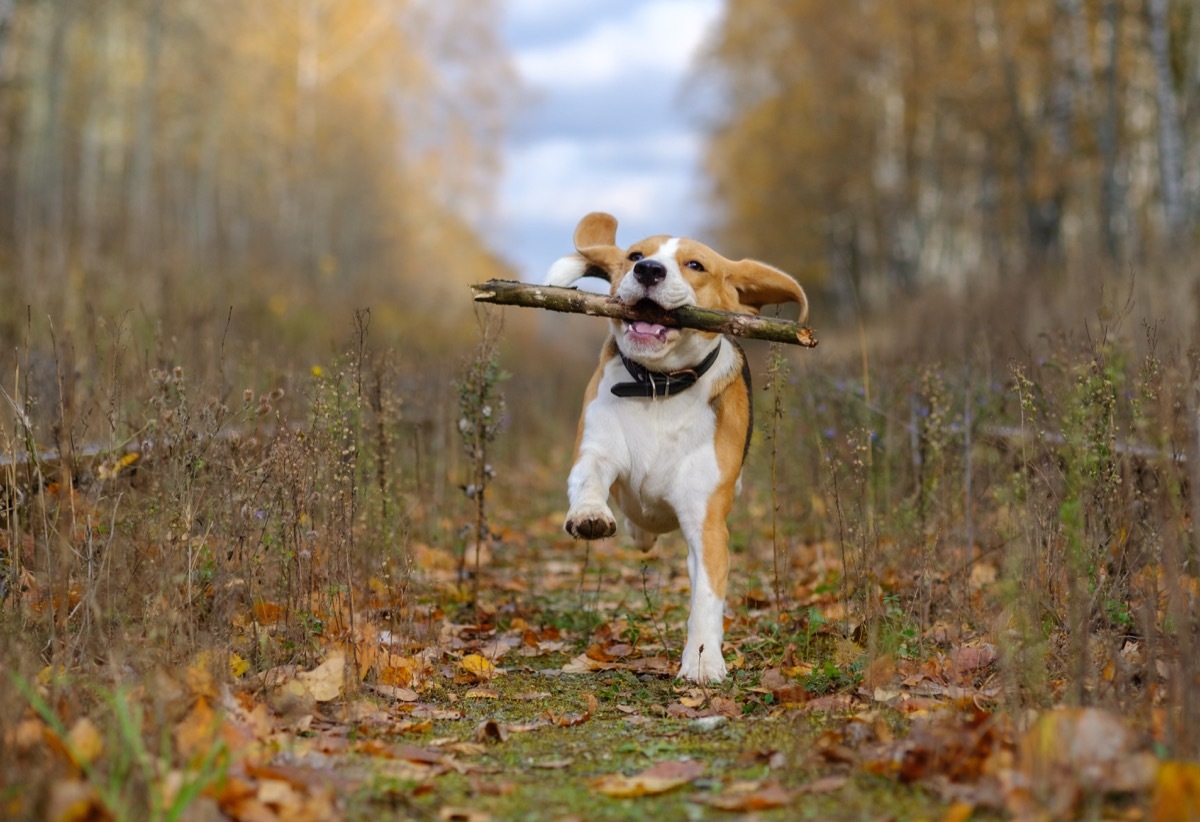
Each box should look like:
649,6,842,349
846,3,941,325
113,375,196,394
611,342,723,398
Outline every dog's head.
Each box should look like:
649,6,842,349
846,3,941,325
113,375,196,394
547,212,808,368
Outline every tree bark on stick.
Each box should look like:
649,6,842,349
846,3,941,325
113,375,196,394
471,280,818,348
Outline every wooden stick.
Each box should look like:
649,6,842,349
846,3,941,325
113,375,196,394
470,280,818,348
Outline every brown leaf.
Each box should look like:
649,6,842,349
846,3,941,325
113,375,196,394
1020,707,1153,795
759,668,790,691
795,775,849,795
473,719,509,744
45,779,104,822
544,693,597,727
698,781,794,811
947,644,997,676
267,679,315,722
438,807,490,822
861,653,896,690
591,760,707,798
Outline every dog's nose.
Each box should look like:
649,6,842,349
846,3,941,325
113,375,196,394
633,259,666,287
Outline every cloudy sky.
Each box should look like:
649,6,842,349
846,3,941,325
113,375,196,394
498,0,724,281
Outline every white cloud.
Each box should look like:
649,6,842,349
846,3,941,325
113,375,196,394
515,0,721,91
503,133,704,226
497,0,722,279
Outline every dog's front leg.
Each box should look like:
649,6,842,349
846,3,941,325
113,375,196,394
563,447,620,540
677,513,730,684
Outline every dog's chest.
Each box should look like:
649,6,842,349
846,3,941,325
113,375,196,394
586,358,721,495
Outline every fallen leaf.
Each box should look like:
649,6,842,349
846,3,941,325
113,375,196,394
697,781,795,811
544,693,598,727
65,717,104,768
796,775,849,795
1021,707,1153,795
439,807,490,822
364,683,420,702
229,652,250,679
474,719,509,743
174,696,219,760
268,679,316,721
185,652,219,699
464,687,500,700
459,654,499,682
941,801,975,822
45,779,103,822
1152,761,1200,821
591,759,706,798
948,644,997,676
297,653,345,702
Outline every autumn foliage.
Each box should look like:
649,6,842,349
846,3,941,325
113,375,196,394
3,0,1200,820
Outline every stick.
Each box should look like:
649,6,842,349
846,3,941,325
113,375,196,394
470,280,818,348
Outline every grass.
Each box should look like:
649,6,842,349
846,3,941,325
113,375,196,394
2,264,1199,818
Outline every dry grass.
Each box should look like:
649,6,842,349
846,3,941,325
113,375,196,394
1,258,1199,817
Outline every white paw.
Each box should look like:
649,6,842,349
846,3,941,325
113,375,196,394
677,642,727,684
564,503,617,540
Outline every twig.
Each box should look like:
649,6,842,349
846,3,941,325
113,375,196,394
470,280,818,348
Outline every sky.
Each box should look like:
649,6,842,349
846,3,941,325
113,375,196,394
498,0,724,282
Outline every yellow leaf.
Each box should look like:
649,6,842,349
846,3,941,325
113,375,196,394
185,652,218,699
229,653,250,679
459,654,497,680
174,697,218,760
1153,761,1200,821
464,687,500,700
65,717,104,768
297,653,345,702
38,664,70,688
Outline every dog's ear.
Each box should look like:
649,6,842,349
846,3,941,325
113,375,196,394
545,212,625,286
728,260,809,322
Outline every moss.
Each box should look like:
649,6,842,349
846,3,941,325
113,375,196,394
344,669,946,820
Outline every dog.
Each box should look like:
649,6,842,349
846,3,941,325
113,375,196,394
546,212,808,683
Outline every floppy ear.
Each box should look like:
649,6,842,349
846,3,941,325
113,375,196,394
728,260,809,322
545,212,626,286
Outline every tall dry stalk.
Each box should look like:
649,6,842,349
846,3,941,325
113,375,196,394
455,308,506,613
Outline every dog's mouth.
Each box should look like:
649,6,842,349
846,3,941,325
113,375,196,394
621,299,680,347
624,320,671,344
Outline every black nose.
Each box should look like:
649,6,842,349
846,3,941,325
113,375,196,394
633,259,666,287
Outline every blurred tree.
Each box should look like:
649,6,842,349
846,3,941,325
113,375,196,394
700,0,1199,314
0,0,515,342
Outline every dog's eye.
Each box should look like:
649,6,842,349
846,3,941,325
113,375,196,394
628,251,644,262
685,260,705,272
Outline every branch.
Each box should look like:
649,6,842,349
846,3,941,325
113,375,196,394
470,280,818,348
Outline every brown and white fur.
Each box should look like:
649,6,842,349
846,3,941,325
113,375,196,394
547,212,808,683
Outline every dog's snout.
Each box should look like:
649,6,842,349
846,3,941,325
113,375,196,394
633,259,667,287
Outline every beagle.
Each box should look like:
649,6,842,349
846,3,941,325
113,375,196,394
546,212,808,683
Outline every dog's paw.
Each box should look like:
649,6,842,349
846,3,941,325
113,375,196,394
564,504,617,540
677,644,727,684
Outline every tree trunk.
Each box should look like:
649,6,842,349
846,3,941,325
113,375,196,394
126,0,165,299
1147,0,1188,242
1096,0,1125,261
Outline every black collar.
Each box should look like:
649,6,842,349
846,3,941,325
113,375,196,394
611,342,723,398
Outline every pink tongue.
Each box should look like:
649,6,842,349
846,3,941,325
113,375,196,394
630,322,665,336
